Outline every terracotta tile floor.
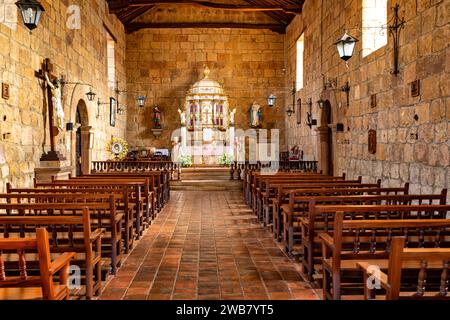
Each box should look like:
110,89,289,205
100,190,319,300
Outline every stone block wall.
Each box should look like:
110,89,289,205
284,0,449,199
125,27,286,150
0,0,127,189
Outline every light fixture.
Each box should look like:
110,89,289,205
286,107,294,117
317,99,326,109
117,105,126,115
388,4,405,75
335,31,358,62
15,0,45,31
137,95,146,108
267,94,277,107
85,87,96,102
341,81,351,106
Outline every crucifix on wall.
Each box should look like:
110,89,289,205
35,58,66,161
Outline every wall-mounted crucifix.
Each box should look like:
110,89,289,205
35,58,66,161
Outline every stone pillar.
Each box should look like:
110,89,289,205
80,126,93,175
315,126,330,175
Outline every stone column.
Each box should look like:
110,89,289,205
315,126,330,175
80,126,93,175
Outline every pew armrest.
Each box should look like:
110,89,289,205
49,252,76,275
318,233,335,250
356,262,390,290
90,228,105,242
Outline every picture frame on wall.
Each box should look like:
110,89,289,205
296,98,302,125
110,97,117,127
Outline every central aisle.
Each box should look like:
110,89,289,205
100,191,319,300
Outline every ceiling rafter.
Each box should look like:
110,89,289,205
108,0,304,33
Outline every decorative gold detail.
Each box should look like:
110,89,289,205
203,65,210,79
107,137,129,160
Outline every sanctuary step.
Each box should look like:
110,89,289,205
172,166,242,191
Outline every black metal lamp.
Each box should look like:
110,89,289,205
137,95,146,108
85,87,96,102
267,94,277,107
335,31,358,61
15,0,45,31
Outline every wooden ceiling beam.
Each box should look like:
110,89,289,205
126,22,286,34
109,0,302,15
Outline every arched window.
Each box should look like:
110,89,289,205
296,33,304,91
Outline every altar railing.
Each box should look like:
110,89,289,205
91,160,181,180
229,160,319,180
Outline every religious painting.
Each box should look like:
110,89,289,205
110,97,117,127
368,129,376,154
296,98,302,125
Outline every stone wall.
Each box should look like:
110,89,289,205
0,0,127,189
125,27,286,151
284,0,449,198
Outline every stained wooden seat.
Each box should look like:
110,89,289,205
0,228,75,300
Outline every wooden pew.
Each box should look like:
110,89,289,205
245,171,335,205
315,205,450,300
260,178,375,226
0,208,102,299
32,180,146,239
0,228,75,300
0,192,131,258
357,237,450,300
5,187,135,254
267,182,385,240
78,170,170,210
283,190,446,256
255,176,364,220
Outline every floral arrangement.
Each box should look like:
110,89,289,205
178,155,193,167
218,153,234,166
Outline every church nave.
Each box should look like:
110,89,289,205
100,190,318,300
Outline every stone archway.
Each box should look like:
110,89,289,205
71,99,92,176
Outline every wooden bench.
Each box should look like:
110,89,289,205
316,205,450,300
261,179,378,228
0,193,128,274
5,187,136,254
282,190,446,256
0,208,102,299
0,228,75,300
31,181,146,239
255,176,364,220
357,237,450,300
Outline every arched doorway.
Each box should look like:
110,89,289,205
74,100,90,176
317,100,334,175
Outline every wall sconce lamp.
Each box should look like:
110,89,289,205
336,4,405,75
117,105,126,115
97,98,109,119
85,87,97,102
388,4,405,75
335,31,358,62
317,99,326,109
286,107,294,117
15,0,45,32
267,94,277,108
137,95,146,108
341,81,351,107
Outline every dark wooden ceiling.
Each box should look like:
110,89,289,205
107,0,305,34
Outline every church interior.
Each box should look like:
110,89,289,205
0,0,449,302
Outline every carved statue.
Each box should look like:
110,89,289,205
230,108,236,126
153,105,162,129
44,72,65,131
178,109,186,127
250,102,261,128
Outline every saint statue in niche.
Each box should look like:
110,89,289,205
44,72,65,132
229,108,236,126
178,109,186,127
249,102,261,128
153,105,162,129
